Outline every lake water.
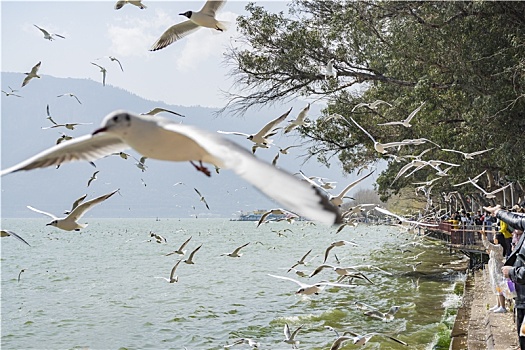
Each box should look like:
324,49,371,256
1,218,467,349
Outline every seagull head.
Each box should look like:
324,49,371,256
180,11,193,18
93,111,132,135
46,220,58,227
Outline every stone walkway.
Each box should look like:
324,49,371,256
451,269,518,350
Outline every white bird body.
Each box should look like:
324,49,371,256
328,171,375,206
283,323,303,349
441,148,493,159
155,259,181,283
374,206,438,228
165,236,192,256
221,242,249,257
218,108,292,148
268,274,356,295
22,62,41,87
34,24,65,40
150,0,227,50
114,0,147,10
27,189,118,231
468,180,511,199
377,102,425,128
183,244,203,264
1,111,341,226
141,107,185,117
323,240,358,263
284,104,310,133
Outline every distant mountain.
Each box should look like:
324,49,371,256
1,72,346,219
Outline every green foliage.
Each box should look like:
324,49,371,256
226,1,525,206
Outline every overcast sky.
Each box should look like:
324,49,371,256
1,0,289,108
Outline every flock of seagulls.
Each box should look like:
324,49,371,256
2,2,469,348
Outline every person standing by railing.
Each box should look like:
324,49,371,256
484,205,525,350
481,230,508,313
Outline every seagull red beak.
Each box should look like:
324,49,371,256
92,127,107,135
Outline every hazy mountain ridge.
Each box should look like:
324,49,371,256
1,72,337,219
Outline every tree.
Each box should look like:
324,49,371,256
225,1,525,210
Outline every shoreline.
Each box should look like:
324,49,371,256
451,268,517,349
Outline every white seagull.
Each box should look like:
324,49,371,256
327,171,375,207
441,148,493,159
87,170,99,187
256,208,298,227
283,323,303,349
26,189,119,231
330,332,407,349
22,62,41,87
351,100,392,112
322,240,358,263
150,0,228,51
141,107,185,118
349,116,416,154
284,104,310,133
91,62,107,86
374,206,438,228
57,93,82,104
114,0,147,10
362,305,401,322
218,108,292,150
2,86,22,97
165,236,192,256
468,180,511,199
1,230,31,246
268,274,356,295
183,244,203,264
377,102,425,128
287,249,313,272
452,170,487,187
0,110,342,226
34,24,65,40
155,259,181,283
221,242,250,257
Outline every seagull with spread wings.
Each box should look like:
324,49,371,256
221,242,250,257
57,93,82,104
91,62,107,86
22,62,41,87
155,259,181,283
377,102,425,128
114,0,147,10
141,107,185,117
284,104,310,133
218,108,292,150
441,148,493,159
150,0,228,51
34,24,65,40
165,236,192,256
26,189,119,231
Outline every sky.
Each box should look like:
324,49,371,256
1,0,290,108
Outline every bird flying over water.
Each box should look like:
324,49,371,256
165,236,192,256
194,188,210,210
1,230,31,246
0,110,342,226
150,0,228,51
221,242,249,257
155,259,181,283
26,189,119,231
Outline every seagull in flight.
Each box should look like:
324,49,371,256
1,230,31,246
91,62,107,86
256,208,298,227
377,102,425,128
26,189,119,231
2,86,22,97
155,259,182,283
221,242,250,257
284,104,310,133
165,236,192,256
87,170,99,187
283,323,303,349
57,93,82,104
218,108,292,151
268,274,356,295
322,240,358,263
374,206,438,228
114,0,147,10
0,110,342,226
349,116,416,154
64,193,87,214
361,305,401,322
150,0,228,51
327,171,375,207
194,188,210,210
308,264,373,284
183,243,203,264
287,249,313,272
34,24,65,40
330,331,407,349
441,148,493,160
141,107,185,117
452,170,487,187
351,100,392,112
22,62,41,87
468,180,511,199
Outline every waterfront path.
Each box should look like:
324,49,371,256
451,268,518,349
